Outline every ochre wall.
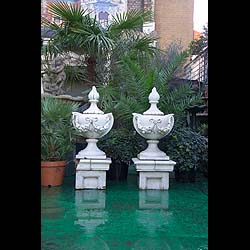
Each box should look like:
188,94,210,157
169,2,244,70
155,0,194,50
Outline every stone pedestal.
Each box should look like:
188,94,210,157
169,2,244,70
75,158,111,189
132,158,176,190
72,86,114,190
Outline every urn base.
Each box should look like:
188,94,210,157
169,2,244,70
138,140,169,160
76,139,106,159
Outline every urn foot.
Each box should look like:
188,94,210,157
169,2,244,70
76,139,106,159
138,140,169,160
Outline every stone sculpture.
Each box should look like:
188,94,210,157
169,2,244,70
72,86,114,189
132,87,176,190
42,55,66,96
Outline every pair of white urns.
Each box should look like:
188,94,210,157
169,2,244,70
71,86,174,161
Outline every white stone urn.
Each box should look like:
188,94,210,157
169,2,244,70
133,87,174,160
72,86,114,159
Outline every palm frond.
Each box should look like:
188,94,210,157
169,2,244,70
64,65,86,88
129,35,157,56
160,84,202,114
100,46,202,128
121,56,145,82
47,1,87,23
161,49,189,82
98,83,120,112
42,17,61,30
108,9,152,36
115,95,146,127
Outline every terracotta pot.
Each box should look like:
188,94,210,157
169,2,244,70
41,161,66,187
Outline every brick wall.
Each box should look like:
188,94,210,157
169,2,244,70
155,0,194,50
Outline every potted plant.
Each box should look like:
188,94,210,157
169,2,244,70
41,97,79,187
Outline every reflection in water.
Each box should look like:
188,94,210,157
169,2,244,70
75,190,106,209
135,190,172,249
74,190,109,238
134,238,171,250
42,176,208,250
139,190,169,209
41,186,65,220
72,237,110,250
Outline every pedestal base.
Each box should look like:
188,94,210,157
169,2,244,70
75,158,111,189
137,140,169,160
76,139,106,159
132,158,176,190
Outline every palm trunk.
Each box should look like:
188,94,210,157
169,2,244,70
86,56,96,86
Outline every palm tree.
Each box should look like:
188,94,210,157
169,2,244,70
98,43,203,129
42,1,157,87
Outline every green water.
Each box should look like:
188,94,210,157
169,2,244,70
41,168,208,250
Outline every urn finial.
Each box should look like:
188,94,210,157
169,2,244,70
143,87,164,115
88,86,99,102
83,86,104,114
149,87,160,104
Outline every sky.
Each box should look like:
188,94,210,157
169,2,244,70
193,0,208,32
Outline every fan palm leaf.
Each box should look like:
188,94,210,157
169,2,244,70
48,1,87,24
108,9,153,37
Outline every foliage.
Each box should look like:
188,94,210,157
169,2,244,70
98,128,144,165
97,44,204,169
154,41,185,77
41,3,208,178
198,122,208,137
42,1,157,85
189,23,208,55
41,97,79,161
98,43,203,129
64,65,86,88
159,127,208,173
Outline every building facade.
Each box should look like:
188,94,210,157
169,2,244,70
80,0,127,27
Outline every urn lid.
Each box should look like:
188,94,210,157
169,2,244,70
83,86,104,114
143,87,164,115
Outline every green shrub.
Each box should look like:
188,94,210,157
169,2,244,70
98,128,144,165
159,127,208,173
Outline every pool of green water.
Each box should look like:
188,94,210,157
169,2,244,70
41,168,208,250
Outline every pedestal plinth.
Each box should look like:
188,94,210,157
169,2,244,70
75,158,111,189
132,158,176,190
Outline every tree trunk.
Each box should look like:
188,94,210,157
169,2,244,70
86,56,96,86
